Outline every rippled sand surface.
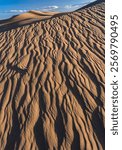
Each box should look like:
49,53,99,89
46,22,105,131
0,1,105,150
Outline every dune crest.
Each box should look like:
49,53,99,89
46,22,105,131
0,1,105,150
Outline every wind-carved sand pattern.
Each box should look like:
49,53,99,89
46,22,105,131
0,1,105,150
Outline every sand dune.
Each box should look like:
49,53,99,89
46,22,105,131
0,1,105,150
0,11,60,31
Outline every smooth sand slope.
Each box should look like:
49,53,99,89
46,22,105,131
0,1,105,150
0,11,60,31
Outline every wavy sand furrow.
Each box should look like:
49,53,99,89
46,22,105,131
0,1,105,150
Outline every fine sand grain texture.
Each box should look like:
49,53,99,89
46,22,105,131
0,1,105,150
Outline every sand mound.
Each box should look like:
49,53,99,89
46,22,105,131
0,11,59,30
0,1,105,150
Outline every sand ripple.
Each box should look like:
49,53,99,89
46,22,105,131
0,1,105,150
